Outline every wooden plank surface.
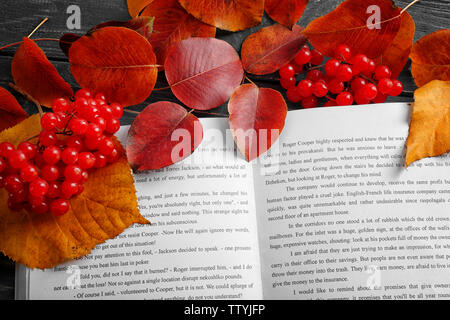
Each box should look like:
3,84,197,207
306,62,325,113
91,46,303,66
0,0,449,300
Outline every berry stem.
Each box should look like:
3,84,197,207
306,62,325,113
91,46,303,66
28,17,49,38
8,82,44,117
359,74,376,85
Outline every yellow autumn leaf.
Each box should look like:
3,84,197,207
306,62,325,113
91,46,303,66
405,80,450,167
0,114,149,269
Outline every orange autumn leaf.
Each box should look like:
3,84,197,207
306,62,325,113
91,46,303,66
178,0,264,31
410,29,450,87
0,87,28,132
374,11,415,79
0,114,149,269
405,80,450,167
303,0,403,59
11,38,73,108
265,0,309,29
69,27,158,107
127,0,153,17
140,0,216,67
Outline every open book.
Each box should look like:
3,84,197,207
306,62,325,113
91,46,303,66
16,103,450,300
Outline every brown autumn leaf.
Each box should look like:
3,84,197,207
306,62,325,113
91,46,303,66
0,114,149,269
69,27,158,107
178,0,264,31
410,29,450,87
241,24,306,75
140,0,216,67
405,80,450,167
11,37,73,108
0,87,28,132
303,0,403,59
374,11,415,79
265,0,309,29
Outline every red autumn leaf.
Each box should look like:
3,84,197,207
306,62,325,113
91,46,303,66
228,83,287,161
140,0,216,67
59,17,154,57
302,0,403,59
126,101,203,171
127,0,153,17
0,87,28,132
178,0,264,31
241,24,306,75
265,0,309,29
410,29,450,87
59,33,81,57
374,12,415,79
11,37,73,108
69,26,158,107
165,38,244,110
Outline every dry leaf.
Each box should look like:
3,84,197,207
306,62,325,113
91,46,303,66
11,38,73,108
140,0,216,67
0,87,28,132
69,27,158,107
0,114,149,269
265,0,309,29
405,80,450,167
410,29,450,87
178,0,264,31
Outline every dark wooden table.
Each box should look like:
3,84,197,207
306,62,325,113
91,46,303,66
0,0,448,300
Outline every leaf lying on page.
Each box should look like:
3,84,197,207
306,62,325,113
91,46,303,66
0,114,149,269
405,80,450,167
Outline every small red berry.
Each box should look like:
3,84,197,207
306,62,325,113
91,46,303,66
29,179,49,197
334,44,352,61
280,76,296,90
51,98,69,113
279,64,295,79
17,142,37,160
310,49,324,65
50,199,70,216
389,80,403,96
297,80,314,98
378,78,394,95
374,65,392,80
43,146,61,165
313,81,328,98
302,96,318,109
324,59,340,77
294,47,312,65
336,92,354,106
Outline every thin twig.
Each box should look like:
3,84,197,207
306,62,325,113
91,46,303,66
28,17,48,38
401,0,419,14
9,82,44,117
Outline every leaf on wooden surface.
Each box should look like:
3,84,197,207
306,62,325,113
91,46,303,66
0,87,28,132
228,83,287,161
405,80,450,167
59,17,155,58
127,0,153,17
410,29,450,87
303,0,403,59
178,0,264,31
11,38,73,108
164,38,244,110
0,114,149,269
140,0,216,67
127,101,203,171
265,0,309,29
69,27,158,107
374,12,415,79
241,24,306,75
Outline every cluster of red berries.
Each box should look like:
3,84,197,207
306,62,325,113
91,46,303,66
0,89,123,216
279,43,404,108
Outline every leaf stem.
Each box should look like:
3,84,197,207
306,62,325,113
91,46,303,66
8,82,44,117
153,85,172,91
0,38,60,52
245,75,256,86
192,110,228,117
401,0,420,14
124,109,141,115
28,17,49,38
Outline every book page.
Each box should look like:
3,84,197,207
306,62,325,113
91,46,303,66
254,103,450,300
21,118,263,300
